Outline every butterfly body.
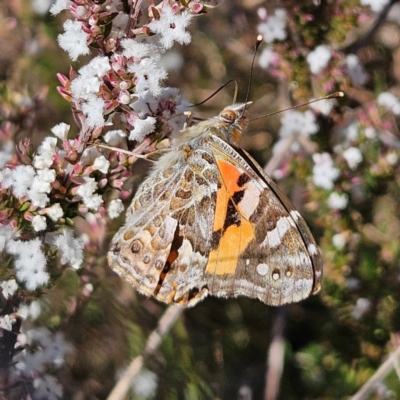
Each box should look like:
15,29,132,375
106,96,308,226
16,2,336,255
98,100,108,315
108,103,322,307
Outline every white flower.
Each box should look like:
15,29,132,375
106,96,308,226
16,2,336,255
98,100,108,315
364,126,377,139
343,121,360,141
129,116,157,142
19,300,41,320
0,141,14,169
30,0,53,15
312,153,340,190
33,375,63,400
121,40,157,59
386,151,398,165
377,92,400,115
34,137,57,169
342,147,363,170
2,165,35,198
332,233,346,249
131,369,158,399
81,95,106,128
327,192,348,210
279,110,318,138
1,279,18,299
257,8,287,43
7,238,49,290
45,203,63,221
351,298,371,320
104,130,126,145
76,177,102,211
306,45,332,74
42,331,72,366
108,199,124,219
93,155,110,173
345,54,368,85
54,229,84,269
274,110,318,153
58,19,90,61
50,0,70,15
128,58,167,96
16,350,47,376
51,122,70,140
310,99,334,115
258,47,278,69
32,215,47,231
0,225,16,252
0,315,14,331
147,5,193,50
360,0,390,13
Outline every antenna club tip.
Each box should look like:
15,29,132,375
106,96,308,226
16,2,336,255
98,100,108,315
328,91,345,99
256,34,263,43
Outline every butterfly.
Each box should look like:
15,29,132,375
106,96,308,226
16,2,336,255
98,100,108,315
107,102,322,307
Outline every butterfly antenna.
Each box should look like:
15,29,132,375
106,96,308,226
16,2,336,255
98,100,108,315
191,80,237,107
240,35,263,116
250,92,345,122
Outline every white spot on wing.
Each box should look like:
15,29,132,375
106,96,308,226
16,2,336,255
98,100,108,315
308,243,318,256
261,217,292,248
272,272,280,280
290,210,301,221
238,181,261,219
256,263,269,276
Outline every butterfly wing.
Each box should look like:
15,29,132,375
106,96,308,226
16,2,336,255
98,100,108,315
108,149,218,305
203,135,322,306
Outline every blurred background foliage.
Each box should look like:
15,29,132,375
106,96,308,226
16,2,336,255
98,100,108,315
1,0,400,399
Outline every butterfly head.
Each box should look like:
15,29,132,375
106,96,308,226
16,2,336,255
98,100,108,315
217,102,252,145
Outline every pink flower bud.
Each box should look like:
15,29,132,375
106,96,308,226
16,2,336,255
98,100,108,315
104,100,119,113
57,73,69,87
118,90,130,105
57,87,73,102
110,179,123,189
119,81,130,90
91,4,101,14
89,14,98,26
98,178,108,188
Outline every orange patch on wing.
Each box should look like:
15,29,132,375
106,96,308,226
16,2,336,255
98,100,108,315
206,218,254,275
213,160,243,231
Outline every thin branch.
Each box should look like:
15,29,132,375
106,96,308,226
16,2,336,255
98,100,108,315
264,134,299,176
264,308,286,400
350,345,400,400
344,0,400,54
106,304,183,400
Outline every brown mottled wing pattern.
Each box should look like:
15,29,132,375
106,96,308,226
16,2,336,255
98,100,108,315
108,148,219,305
203,135,322,306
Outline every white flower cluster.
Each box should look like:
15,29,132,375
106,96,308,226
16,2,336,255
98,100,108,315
377,92,400,115
257,8,287,43
0,223,83,292
273,110,318,153
70,56,111,128
15,327,71,399
312,153,340,190
306,45,332,75
56,3,193,140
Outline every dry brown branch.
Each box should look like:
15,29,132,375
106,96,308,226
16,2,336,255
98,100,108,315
106,304,183,400
350,345,400,400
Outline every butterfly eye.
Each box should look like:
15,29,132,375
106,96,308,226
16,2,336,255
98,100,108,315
220,110,237,124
